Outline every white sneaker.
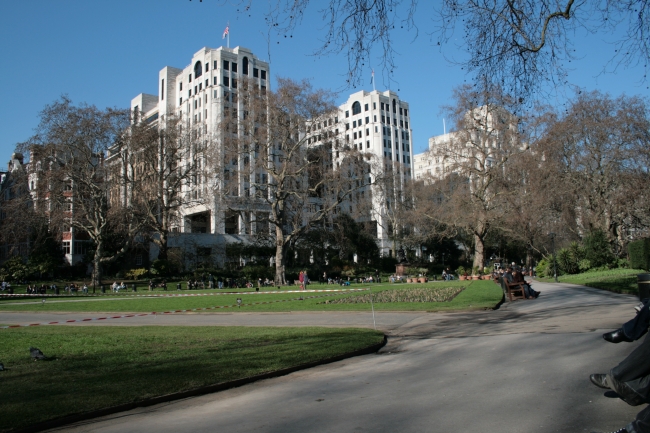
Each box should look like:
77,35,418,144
634,302,644,313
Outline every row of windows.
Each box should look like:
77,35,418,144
344,100,409,118
380,115,409,128
190,59,268,81
382,152,412,164
180,76,266,105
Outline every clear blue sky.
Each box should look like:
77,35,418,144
1,0,648,163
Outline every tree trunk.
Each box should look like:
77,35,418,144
92,242,103,288
157,231,168,260
274,226,287,286
472,232,485,273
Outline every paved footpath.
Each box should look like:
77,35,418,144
6,281,645,433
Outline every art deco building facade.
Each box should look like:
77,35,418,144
310,90,414,256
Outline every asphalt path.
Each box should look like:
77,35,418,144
5,280,644,433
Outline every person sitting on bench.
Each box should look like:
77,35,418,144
512,267,540,299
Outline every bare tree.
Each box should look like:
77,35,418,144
362,159,415,255
237,0,648,98
0,156,65,276
536,90,650,254
211,77,369,285
20,97,143,286
411,85,528,272
120,114,203,261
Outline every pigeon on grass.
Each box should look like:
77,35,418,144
30,347,45,361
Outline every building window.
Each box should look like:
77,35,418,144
135,254,143,266
392,100,397,113
189,74,192,82
365,103,369,111
214,60,217,69
253,68,259,77
161,79,165,100
353,120,356,128
261,70,266,79
373,102,376,109
199,83,202,91
231,62,238,73
205,62,209,71
366,128,369,136
179,97,182,104
381,102,384,110
367,140,370,148
243,57,249,75
194,61,203,78
223,76,229,87
353,132,357,139
374,115,377,122
223,60,229,70
345,110,349,118
188,90,191,97
405,121,409,129
404,109,408,116
232,78,237,88
352,101,361,115
180,82,183,91
214,77,217,85
346,123,350,130
62,241,71,255
365,116,369,124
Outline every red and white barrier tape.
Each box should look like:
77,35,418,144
0,289,370,329
0,288,364,299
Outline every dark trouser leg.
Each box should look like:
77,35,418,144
613,333,650,383
609,333,650,405
622,304,650,341
523,283,535,298
628,405,650,433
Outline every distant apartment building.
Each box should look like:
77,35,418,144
309,89,414,256
414,106,517,182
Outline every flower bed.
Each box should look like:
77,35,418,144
321,287,464,304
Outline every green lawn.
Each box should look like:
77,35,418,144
538,268,646,294
0,280,503,315
0,326,384,432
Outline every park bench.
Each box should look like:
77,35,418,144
498,277,528,302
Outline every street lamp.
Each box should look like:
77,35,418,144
549,232,558,282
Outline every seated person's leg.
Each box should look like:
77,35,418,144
605,304,650,343
623,304,650,341
630,404,650,433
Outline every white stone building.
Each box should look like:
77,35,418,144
115,46,270,264
333,90,414,256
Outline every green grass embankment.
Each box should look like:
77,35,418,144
0,326,384,432
539,268,646,294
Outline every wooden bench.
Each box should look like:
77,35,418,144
498,277,528,302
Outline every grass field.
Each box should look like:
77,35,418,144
0,326,384,432
538,268,646,294
0,280,503,315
